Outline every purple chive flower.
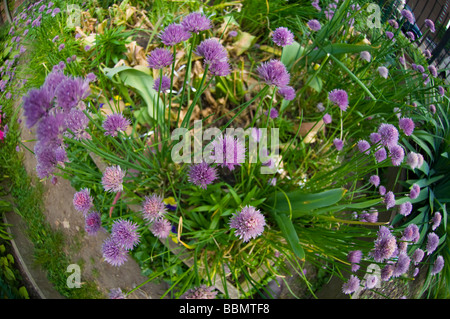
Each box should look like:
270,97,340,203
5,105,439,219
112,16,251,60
360,51,371,62
401,10,415,24
369,175,380,187
386,31,394,40
159,23,191,46
268,107,279,119
181,12,212,34
55,76,91,111
370,133,381,144
430,104,436,114
73,188,93,215
365,274,378,289
399,117,414,136
150,218,172,239
412,248,425,264
426,232,439,255
257,59,290,88
399,201,413,216
357,139,371,155
392,252,411,277
384,191,396,209
195,38,228,65
375,147,387,163
378,66,389,79
371,226,397,262
417,65,425,73
388,144,404,166
323,113,332,124
109,288,126,299
210,135,246,171
407,152,419,169
431,212,442,231
153,75,171,92
307,19,322,31
278,86,296,100
328,89,349,111
141,194,167,223
52,8,61,17
22,87,53,129
102,113,131,137
409,183,420,199
58,43,65,51
381,264,394,281
378,123,399,148
399,56,406,65
347,250,362,264
181,285,218,299
316,102,325,112
188,161,218,189
84,45,91,51
229,30,238,37
431,256,444,275
388,19,399,29
229,205,266,242
333,138,344,151
424,19,436,33
209,60,231,76
102,237,128,266
85,211,102,235
147,48,174,69
428,65,438,77
403,224,420,242
438,86,445,96
111,219,140,250
406,31,415,41
272,27,294,46
52,35,59,42
342,275,360,295
64,109,91,140
424,49,431,59
102,165,125,193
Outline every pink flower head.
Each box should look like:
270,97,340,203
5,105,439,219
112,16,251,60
328,89,349,111
210,135,246,171
272,27,294,46
424,19,436,33
159,23,191,46
102,165,125,193
229,205,266,242
399,117,414,136
73,188,93,215
257,59,290,88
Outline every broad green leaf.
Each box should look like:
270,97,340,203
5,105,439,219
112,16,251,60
281,41,304,71
267,188,346,218
304,43,375,65
273,213,305,259
104,65,164,123
306,75,323,93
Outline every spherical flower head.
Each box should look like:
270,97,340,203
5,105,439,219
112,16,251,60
399,201,413,216
426,232,439,255
278,86,296,100
268,107,279,119
423,49,431,59
150,218,172,239
412,248,424,264
375,147,387,163
401,9,415,24
102,237,128,266
431,256,444,275
357,139,371,155
109,288,126,299
22,87,54,129
384,191,396,209
306,19,321,32
388,19,399,29
111,219,140,250
103,113,131,137
378,66,389,79
365,274,378,289
55,76,91,112
210,135,246,171
342,275,360,295
272,27,294,47
65,109,91,140
406,31,415,41
438,86,445,97
328,89,349,111
147,48,173,69
430,104,436,114
229,205,266,242
195,38,228,65
153,75,171,92
424,19,436,32
323,113,332,124
403,224,419,242
369,175,380,187
73,188,93,215
141,194,167,223
102,165,125,193
388,144,404,166
428,65,438,77
371,226,397,262
229,30,238,38
360,51,371,62
188,161,218,189
381,264,394,281
417,65,425,73
85,211,101,235
159,23,191,46
431,212,442,231
181,285,218,299
392,252,411,277
333,138,344,151
347,250,362,264
409,183,420,200
398,117,414,136
181,12,212,34
378,123,399,148
385,31,394,40
209,60,231,76
257,59,290,88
